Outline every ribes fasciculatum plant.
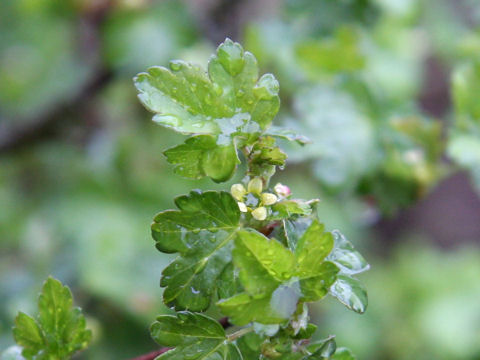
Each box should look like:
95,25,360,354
6,39,369,360
134,39,369,359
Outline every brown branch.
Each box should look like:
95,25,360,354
129,317,231,360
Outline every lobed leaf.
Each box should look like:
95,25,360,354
330,275,368,314
233,232,282,297
283,217,314,252
12,277,91,360
271,200,315,221
331,347,357,360
248,136,287,178
224,222,341,324
134,38,282,182
216,263,243,300
151,312,242,360
12,314,43,359
306,336,337,359
217,293,289,326
236,332,263,359
299,262,339,302
163,135,239,182
264,126,311,146
151,190,241,311
235,229,296,282
295,220,334,278
327,230,369,275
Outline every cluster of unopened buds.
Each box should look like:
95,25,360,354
230,178,291,221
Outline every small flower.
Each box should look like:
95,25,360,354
261,193,277,206
251,206,267,221
248,177,263,195
274,183,291,197
231,184,247,201
237,202,248,213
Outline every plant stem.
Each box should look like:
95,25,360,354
227,326,254,342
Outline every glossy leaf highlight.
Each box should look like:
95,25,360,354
151,190,240,311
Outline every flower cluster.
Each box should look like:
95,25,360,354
230,178,291,221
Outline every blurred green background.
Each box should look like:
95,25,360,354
1,0,480,359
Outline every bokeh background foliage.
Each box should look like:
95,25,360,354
1,0,480,359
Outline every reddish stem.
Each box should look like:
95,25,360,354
259,222,279,237
130,348,171,360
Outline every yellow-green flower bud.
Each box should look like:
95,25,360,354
261,193,277,206
237,202,248,213
231,184,246,201
251,206,267,221
248,177,263,195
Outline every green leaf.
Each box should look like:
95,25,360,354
299,262,339,302
271,200,315,220
248,136,287,178
283,218,314,252
164,135,238,182
307,336,337,359
217,263,243,300
295,220,334,278
236,332,263,359
12,314,43,359
151,190,240,311
226,222,340,321
135,62,220,134
250,136,287,166
151,312,242,360
151,311,224,344
330,275,368,314
224,230,316,326
289,303,315,338
217,293,289,326
134,38,280,135
264,126,311,146
201,143,239,183
135,38,283,183
233,231,281,297
292,323,317,340
270,199,318,220
331,347,357,360
327,230,369,275
12,277,91,360
235,229,296,282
